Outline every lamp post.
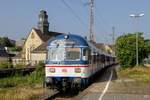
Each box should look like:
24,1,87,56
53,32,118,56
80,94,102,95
130,13,144,66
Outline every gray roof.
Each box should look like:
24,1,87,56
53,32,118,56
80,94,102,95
31,28,64,53
32,42,47,53
33,28,63,42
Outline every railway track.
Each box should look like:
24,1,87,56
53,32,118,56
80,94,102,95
45,91,60,100
44,90,79,100
0,67,35,78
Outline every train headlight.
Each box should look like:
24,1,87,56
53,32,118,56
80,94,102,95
49,68,55,73
64,35,69,39
75,68,81,73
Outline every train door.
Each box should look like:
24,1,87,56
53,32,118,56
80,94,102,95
83,48,91,75
102,54,105,68
94,52,98,73
82,48,89,61
98,54,102,70
91,50,97,74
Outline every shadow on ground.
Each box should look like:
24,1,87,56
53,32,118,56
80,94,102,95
93,65,118,83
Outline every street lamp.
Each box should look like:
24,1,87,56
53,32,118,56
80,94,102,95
130,13,144,66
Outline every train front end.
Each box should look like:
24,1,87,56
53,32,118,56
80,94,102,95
45,34,90,91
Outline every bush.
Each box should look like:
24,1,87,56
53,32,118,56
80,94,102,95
26,62,44,84
116,33,147,68
0,62,44,88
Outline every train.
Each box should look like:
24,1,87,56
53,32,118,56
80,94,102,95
45,34,116,92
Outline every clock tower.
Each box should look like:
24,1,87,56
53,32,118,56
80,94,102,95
38,10,49,35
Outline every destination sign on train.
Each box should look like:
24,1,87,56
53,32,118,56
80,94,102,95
51,39,77,46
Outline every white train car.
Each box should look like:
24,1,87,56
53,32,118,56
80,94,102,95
45,34,116,91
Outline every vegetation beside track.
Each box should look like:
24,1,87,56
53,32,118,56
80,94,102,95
0,84,45,100
118,66,150,82
0,62,45,100
115,33,150,68
0,62,44,88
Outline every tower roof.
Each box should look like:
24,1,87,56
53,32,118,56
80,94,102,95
39,10,48,18
38,10,49,34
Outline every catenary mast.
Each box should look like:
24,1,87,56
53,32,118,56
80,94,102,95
89,0,95,42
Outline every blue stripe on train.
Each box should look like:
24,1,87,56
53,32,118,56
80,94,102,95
45,60,89,65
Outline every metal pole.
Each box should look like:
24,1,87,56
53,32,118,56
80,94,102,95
136,28,139,66
133,17,139,67
112,26,115,45
89,0,94,42
130,13,144,66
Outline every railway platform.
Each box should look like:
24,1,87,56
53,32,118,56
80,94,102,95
73,65,150,100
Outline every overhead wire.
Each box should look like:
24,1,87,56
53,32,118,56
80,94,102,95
48,15,57,31
94,3,113,44
95,7,112,29
61,0,112,44
61,0,87,32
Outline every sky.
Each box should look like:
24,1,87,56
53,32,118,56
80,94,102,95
0,0,149,44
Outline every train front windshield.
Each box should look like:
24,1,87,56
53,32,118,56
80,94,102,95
48,47,81,61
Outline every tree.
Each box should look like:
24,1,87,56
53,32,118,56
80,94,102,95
144,39,150,58
116,33,146,68
0,37,14,47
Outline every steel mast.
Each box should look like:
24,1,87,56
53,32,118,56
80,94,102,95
89,0,94,42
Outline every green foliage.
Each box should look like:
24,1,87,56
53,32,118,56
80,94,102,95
116,33,147,68
0,37,14,47
0,61,13,69
26,62,44,85
144,39,150,57
10,46,22,52
0,62,44,88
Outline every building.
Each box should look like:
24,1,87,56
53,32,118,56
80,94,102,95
15,39,25,48
95,43,115,56
13,10,63,66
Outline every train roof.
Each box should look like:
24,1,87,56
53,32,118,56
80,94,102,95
47,34,89,47
47,33,116,58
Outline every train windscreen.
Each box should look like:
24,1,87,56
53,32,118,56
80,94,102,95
48,47,80,61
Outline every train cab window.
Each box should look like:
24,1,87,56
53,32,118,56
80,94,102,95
83,48,90,61
65,48,80,61
48,47,65,61
47,47,81,61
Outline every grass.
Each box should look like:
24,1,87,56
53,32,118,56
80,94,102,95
0,84,45,100
0,62,44,88
0,70,43,88
0,62,45,100
118,66,150,82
